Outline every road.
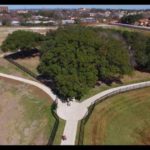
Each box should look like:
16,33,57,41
110,22,150,31
88,23,150,32
0,72,150,145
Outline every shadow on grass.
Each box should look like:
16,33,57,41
101,77,123,86
5,48,40,59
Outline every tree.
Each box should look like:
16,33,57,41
38,26,100,99
95,33,132,80
120,14,143,24
1,30,45,52
122,30,150,71
38,26,132,100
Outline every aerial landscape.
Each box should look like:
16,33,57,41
0,5,150,145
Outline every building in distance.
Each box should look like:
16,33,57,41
62,19,75,25
0,6,8,13
16,10,29,14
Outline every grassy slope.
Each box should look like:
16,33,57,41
83,87,150,145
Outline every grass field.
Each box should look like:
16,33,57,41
83,87,150,145
0,77,65,145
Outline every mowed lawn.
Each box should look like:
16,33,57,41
83,87,150,145
0,77,64,145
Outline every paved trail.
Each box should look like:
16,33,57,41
0,72,150,145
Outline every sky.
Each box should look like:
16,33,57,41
1,5,150,10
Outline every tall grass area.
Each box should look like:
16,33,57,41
83,87,150,145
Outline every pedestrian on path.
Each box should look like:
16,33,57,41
62,135,67,140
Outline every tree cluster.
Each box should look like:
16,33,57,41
2,26,150,100
122,31,150,71
38,26,132,99
1,30,45,52
120,14,143,24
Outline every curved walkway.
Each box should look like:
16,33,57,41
0,72,150,145
0,73,57,101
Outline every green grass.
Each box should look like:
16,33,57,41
82,87,150,145
75,121,82,145
53,119,66,145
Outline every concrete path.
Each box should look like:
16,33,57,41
57,100,88,145
0,72,150,145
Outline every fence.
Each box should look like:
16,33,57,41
77,103,96,145
47,102,60,145
77,81,150,145
94,82,150,105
